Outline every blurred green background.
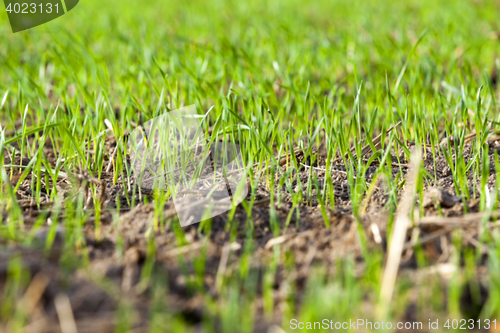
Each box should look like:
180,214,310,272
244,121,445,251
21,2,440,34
0,0,499,114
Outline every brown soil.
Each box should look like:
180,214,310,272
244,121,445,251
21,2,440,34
1,138,500,332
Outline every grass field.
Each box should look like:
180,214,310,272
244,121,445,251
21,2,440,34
1,0,500,331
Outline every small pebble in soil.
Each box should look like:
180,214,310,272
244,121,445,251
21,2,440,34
441,166,451,176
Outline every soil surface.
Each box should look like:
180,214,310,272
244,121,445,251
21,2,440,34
2,137,500,332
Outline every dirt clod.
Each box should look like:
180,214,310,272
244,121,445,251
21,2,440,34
423,187,462,208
